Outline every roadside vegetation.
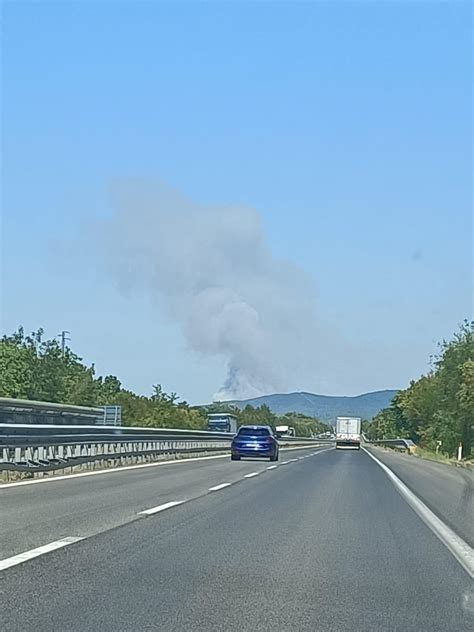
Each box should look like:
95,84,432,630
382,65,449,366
366,322,473,458
0,327,328,435
204,402,330,436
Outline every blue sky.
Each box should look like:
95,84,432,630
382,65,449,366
1,1,472,402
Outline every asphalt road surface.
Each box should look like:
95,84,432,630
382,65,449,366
364,446,474,547
1,448,473,631
0,446,321,559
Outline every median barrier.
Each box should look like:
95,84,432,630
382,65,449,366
0,423,331,480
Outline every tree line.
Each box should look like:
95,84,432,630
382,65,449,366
365,322,473,457
203,402,331,437
0,327,327,435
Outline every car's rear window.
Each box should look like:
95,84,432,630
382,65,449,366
238,427,270,436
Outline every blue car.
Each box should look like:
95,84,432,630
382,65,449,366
231,425,279,461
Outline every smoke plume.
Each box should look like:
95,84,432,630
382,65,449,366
99,180,329,400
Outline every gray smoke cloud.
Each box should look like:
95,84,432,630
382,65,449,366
98,180,334,400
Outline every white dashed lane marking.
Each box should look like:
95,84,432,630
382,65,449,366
0,537,84,572
139,501,185,516
208,483,232,492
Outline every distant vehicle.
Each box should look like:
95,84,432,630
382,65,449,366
275,424,295,438
231,425,279,461
335,417,361,450
206,413,238,434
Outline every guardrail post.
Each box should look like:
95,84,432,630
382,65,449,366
1,457,9,481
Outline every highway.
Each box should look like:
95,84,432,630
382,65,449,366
1,447,473,631
0,446,323,559
365,447,474,547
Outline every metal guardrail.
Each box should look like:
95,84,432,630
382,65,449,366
0,397,104,426
0,424,331,478
0,423,233,442
362,434,415,452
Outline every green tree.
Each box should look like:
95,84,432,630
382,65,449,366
238,404,277,428
280,411,330,437
96,375,122,405
457,359,474,456
202,402,241,416
367,321,473,457
0,327,211,431
0,328,35,398
434,322,473,454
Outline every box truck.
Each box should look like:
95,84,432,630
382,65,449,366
335,417,361,449
206,413,238,434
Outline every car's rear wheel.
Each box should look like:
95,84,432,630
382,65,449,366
270,451,279,462
231,454,240,461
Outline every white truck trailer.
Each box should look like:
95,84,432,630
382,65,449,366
275,425,296,438
335,417,361,450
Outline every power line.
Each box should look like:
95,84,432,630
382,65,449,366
58,331,71,357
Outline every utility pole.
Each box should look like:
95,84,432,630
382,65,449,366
58,331,71,357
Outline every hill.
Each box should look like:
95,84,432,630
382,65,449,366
226,390,398,423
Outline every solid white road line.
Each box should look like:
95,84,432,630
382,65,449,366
139,500,184,516
363,448,474,578
208,483,231,492
0,537,84,572
266,465,278,470
243,472,259,478
0,454,231,489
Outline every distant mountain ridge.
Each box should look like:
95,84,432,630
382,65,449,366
226,389,398,423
